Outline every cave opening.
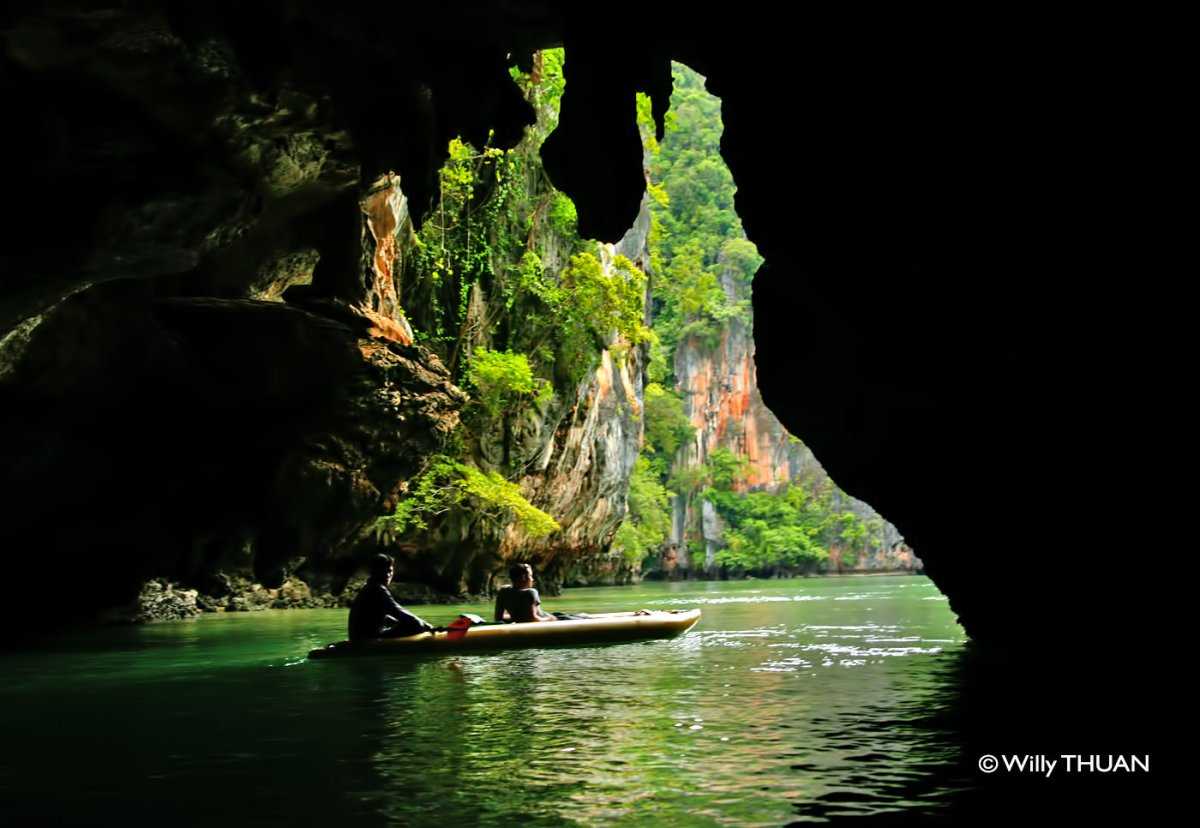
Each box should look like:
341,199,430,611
0,5,1172,823
301,47,945,613
0,7,974,640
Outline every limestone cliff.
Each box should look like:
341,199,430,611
368,150,654,597
659,263,919,576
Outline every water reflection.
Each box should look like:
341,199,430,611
2,576,1000,825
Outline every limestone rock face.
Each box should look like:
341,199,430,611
1,5,363,339
499,206,656,591
662,264,918,576
0,5,490,627
501,341,645,587
130,580,202,624
380,201,654,597
0,292,464,626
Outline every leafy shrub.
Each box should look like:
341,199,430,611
643,383,694,458
548,192,578,237
611,457,672,564
376,456,560,540
556,251,652,384
468,348,536,417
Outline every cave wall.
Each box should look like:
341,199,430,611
0,1,503,625
0,3,1169,650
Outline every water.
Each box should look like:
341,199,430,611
1,576,970,825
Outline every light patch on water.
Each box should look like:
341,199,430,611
833,592,889,601
687,627,792,650
803,642,943,658
650,595,826,606
752,656,814,673
864,636,924,643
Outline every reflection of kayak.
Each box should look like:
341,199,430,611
308,609,701,658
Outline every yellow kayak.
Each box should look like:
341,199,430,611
308,609,701,658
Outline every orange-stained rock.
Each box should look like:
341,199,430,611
360,307,413,345
357,173,417,344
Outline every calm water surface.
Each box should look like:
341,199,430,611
1,576,969,825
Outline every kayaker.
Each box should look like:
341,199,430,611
348,554,435,641
494,562,558,623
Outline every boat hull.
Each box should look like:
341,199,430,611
308,609,701,658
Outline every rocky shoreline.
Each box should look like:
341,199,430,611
118,574,472,624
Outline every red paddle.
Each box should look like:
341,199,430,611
445,613,486,641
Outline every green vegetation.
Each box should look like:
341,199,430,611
378,48,652,548
708,484,875,576
467,348,538,418
637,443,870,575
381,54,879,577
612,457,672,565
610,381,691,564
557,251,652,383
642,383,694,459
376,456,559,540
509,49,566,139
635,70,763,382
403,53,649,393
613,65,871,576
548,192,577,236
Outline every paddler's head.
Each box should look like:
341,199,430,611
370,553,395,585
509,562,534,589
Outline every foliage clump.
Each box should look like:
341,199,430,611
467,348,537,417
555,252,652,384
611,457,672,565
635,70,764,385
376,456,559,540
509,48,566,138
642,383,694,459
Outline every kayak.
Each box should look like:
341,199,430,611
308,609,701,658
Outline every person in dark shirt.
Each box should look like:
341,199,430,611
348,554,434,641
493,562,557,623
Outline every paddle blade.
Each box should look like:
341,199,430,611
446,613,485,641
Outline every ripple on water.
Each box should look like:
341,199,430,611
650,595,827,606
804,642,945,657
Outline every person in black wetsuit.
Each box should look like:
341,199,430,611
348,554,434,641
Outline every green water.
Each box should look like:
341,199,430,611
1,576,968,825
